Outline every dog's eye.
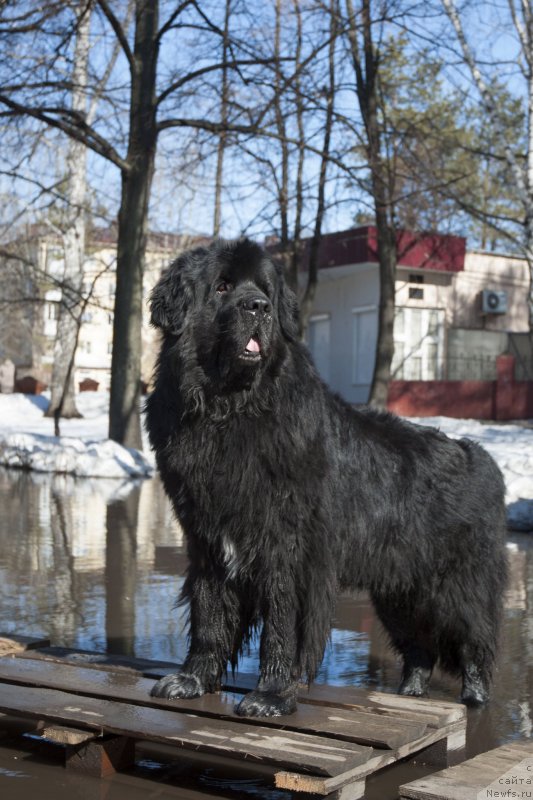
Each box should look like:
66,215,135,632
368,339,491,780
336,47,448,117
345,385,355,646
216,280,233,294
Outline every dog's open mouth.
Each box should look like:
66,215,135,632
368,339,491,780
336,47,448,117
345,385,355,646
239,337,262,362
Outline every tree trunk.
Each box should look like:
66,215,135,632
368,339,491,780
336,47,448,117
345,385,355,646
45,2,90,423
526,8,533,333
299,0,336,339
108,0,159,449
213,0,231,237
346,0,397,409
274,0,290,253
287,0,305,295
369,214,396,407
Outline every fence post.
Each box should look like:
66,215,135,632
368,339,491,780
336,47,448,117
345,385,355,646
495,354,515,420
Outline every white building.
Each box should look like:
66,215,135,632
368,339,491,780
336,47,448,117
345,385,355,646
39,229,205,391
304,227,530,405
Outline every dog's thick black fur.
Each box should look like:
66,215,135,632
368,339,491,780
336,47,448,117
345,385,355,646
145,237,508,717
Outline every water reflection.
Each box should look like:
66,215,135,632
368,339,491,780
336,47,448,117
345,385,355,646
0,469,187,659
0,467,532,793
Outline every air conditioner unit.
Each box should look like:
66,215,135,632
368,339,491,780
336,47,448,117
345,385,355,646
481,289,508,315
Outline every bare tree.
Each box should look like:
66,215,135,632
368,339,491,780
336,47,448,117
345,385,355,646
441,0,533,328
213,0,232,236
231,0,340,334
340,0,397,408
299,0,338,338
44,1,91,425
0,1,279,448
45,0,135,428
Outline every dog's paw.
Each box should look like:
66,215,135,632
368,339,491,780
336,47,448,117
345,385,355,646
235,689,297,717
150,672,205,700
461,678,489,707
461,664,489,707
398,666,431,697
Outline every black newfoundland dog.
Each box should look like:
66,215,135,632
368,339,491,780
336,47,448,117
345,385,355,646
146,237,508,717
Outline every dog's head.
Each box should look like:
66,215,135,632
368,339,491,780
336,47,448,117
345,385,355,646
150,238,299,391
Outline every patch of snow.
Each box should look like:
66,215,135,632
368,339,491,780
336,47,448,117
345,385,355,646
411,416,533,532
0,392,154,479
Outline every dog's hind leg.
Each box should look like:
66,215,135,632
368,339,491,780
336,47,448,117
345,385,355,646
372,593,436,697
452,628,497,706
398,644,436,697
461,658,490,706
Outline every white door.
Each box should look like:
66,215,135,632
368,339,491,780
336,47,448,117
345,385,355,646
308,315,331,383
392,307,445,380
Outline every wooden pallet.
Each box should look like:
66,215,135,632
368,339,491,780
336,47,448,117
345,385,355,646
0,634,467,799
400,741,533,800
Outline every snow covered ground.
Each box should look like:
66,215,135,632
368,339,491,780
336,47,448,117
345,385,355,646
0,392,154,479
0,392,531,529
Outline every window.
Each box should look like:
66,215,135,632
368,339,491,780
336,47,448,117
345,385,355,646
409,287,424,300
409,273,424,284
46,302,58,320
308,315,331,383
352,307,378,385
392,307,444,380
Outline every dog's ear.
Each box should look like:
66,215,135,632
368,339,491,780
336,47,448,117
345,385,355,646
276,265,300,341
150,257,192,336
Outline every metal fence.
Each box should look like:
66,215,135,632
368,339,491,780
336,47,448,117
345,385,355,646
508,334,533,381
392,355,498,382
446,355,498,381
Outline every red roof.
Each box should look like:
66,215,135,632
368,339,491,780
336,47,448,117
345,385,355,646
293,226,466,273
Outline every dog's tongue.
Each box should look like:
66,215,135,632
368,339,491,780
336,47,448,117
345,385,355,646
246,337,261,353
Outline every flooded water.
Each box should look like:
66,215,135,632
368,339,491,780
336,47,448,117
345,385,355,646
0,466,532,799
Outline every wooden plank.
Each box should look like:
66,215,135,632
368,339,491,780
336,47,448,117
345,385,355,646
294,684,442,727
15,646,180,675
280,706,427,749
12,647,449,735
13,645,464,726
400,741,533,800
325,781,366,800
0,633,50,655
276,720,467,795
15,646,256,693
0,657,427,749
364,691,465,726
0,681,371,778
39,724,99,745
66,735,136,778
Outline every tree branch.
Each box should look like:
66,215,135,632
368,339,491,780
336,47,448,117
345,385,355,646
95,0,134,72
0,94,129,173
156,58,282,107
156,0,193,42
158,115,365,179
441,0,528,206
88,0,135,124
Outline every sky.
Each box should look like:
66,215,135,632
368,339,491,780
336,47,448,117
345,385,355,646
0,0,528,247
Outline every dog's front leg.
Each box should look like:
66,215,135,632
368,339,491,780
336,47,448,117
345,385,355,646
151,569,239,700
235,580,299,717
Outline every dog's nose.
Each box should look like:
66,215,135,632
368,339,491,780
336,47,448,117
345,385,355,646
242,296,272,315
